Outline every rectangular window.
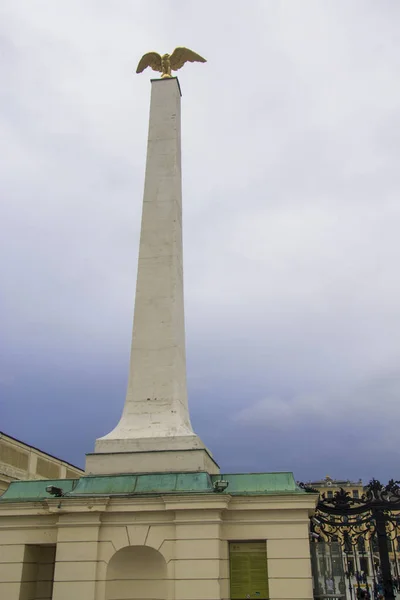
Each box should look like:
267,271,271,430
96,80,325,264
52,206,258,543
331,543,343,577
36,457,60,479
0,442,29,470
353,490,359,499
327,491,333,498
347,558,355,575
359,557,369,576
229,542,269,600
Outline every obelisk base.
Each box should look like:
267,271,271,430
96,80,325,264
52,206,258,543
85,448,220,475
87,429,220,475
94,433,208,453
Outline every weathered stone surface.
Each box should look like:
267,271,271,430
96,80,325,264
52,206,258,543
90,78,215,473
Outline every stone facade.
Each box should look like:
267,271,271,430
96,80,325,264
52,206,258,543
0,475,316,600
0,432,83,495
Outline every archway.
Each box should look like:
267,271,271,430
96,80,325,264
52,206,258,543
105,545,168,600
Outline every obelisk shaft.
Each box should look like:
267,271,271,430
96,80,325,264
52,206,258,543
93,78,211,462
117,77,193,439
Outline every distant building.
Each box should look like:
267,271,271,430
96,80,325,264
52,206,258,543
306,474,364,500
0,431,83,494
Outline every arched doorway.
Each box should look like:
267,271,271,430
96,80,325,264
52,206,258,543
106,545,167,600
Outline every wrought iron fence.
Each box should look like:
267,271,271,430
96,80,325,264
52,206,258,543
300,480,400,600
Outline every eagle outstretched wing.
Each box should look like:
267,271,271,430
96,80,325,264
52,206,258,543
136,52,162,74
169,47,206,71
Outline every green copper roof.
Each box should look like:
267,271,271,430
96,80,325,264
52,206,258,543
71,472,213,496
0,471,304,502
212,472,300,494
0,479,77,501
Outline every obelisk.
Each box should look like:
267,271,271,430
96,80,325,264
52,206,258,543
86,74,219,475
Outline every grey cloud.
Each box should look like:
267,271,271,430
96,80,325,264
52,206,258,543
1,0,400,480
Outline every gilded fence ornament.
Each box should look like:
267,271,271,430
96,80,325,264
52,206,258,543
136,47,206,78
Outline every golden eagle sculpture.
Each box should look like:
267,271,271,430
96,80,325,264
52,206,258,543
136,47,206,78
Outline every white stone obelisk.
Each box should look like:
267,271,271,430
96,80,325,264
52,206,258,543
86,78,219,475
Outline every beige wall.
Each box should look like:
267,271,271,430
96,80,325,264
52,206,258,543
0,433,83,494
0,493,316,600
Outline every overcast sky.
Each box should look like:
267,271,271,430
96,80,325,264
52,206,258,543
1,0,400,483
